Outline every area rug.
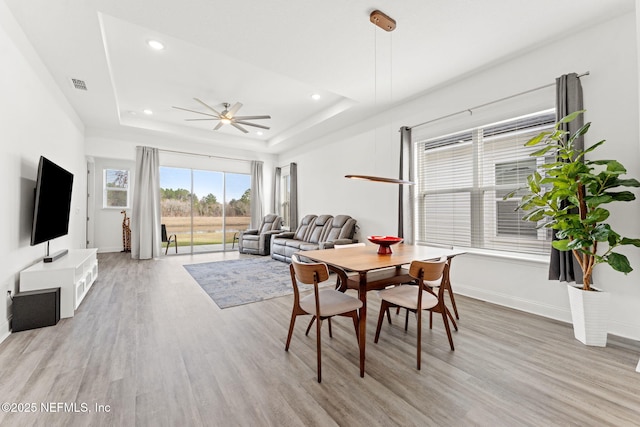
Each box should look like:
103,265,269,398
184,257,331,309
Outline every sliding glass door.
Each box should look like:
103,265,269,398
160,166,250,254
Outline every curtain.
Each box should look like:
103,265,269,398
290,162,298,229
250,160,264,228
272,167,281,215
131,146,161,259
398,126,414,244
549,73,584,283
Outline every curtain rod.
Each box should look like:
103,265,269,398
408,71,590,130
157,148,251,163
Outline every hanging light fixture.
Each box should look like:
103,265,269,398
345,10,414,185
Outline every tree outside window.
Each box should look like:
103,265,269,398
104,169,129,208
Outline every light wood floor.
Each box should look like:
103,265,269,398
1,252,640,427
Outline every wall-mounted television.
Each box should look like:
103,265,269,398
31,156,74,250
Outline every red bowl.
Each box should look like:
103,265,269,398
367,236,403,254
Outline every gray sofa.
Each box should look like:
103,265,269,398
271,214,357,263
238,214,283,255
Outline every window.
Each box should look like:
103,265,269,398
280,172,291,229
416,110,555,255
103,169,129,208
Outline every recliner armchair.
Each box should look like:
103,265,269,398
238,214,283,255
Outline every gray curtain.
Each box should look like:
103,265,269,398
398,126,414,244
290,162,298,229
250,160,264,228
549,73,584,283
131,146,162,259
272,167,281,215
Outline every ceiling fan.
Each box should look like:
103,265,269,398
172,98,271,134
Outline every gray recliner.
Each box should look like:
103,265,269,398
238,214,283,255
271,214,357,263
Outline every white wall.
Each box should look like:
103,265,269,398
89,157,136,252
279,12,640,340
85,130,277,252
0,3,86,341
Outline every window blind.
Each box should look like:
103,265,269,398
416,109,555,255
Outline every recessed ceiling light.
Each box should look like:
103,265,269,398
311,93,321,101
143,109,153,115
256,131,263,136
147,40,165,50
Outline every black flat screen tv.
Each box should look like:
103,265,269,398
30,156,74,246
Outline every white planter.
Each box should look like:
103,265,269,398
566,284,610,347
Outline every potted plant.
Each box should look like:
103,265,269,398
511,110,640,346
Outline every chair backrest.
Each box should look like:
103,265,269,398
409,259,447,284
305,215,333,244
334,242,365,249
291,254,330,284
258,214,282,234
320,215,357,242
161,224,168,243
293,215,318,240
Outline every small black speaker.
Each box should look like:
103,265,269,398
12,287,61,332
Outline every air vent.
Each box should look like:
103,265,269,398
70,78,87,91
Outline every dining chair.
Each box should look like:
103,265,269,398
285,254,362,383
423,244,460,320
374,258,457,370
161,224,178,255
336,242,401,324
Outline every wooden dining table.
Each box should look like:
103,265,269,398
300,243,465,377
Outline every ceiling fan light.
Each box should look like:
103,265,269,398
311,93,321,100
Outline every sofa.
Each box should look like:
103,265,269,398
238,214,283,255
271,214,357,263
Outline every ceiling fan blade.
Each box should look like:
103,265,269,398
172,106,219,118
227,102,243,118
193,98,222,116
214,122,224,131
233,115,271,120
235,121,270,130
231,122,249,133
185,118,220,121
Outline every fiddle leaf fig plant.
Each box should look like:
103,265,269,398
508,110,640,291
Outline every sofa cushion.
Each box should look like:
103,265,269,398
299,243,320,251
293,215,317,240
306,215,333,243
321,215,356,243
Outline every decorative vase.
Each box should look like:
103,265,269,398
566,284,610,347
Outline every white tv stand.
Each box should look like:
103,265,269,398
20,248,98,318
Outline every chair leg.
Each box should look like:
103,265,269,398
165,241,170,255
305,316,316,336
416,310,422,370
448,286,460,320
404,309,409,331
316,313,322,383
429,311,433,329
285,312,298,351
350,312,360,341
374,301,388,343
173,236,178,253
328,317,333,338
385,307,393,325
441,310,455,351
446,307,458,331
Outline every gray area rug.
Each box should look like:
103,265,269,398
184,257,329,309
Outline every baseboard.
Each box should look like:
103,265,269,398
0,318,10,345
455,283,640,341
455,283,572,323
97,247,124,253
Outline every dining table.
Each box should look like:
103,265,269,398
300,243,466,377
